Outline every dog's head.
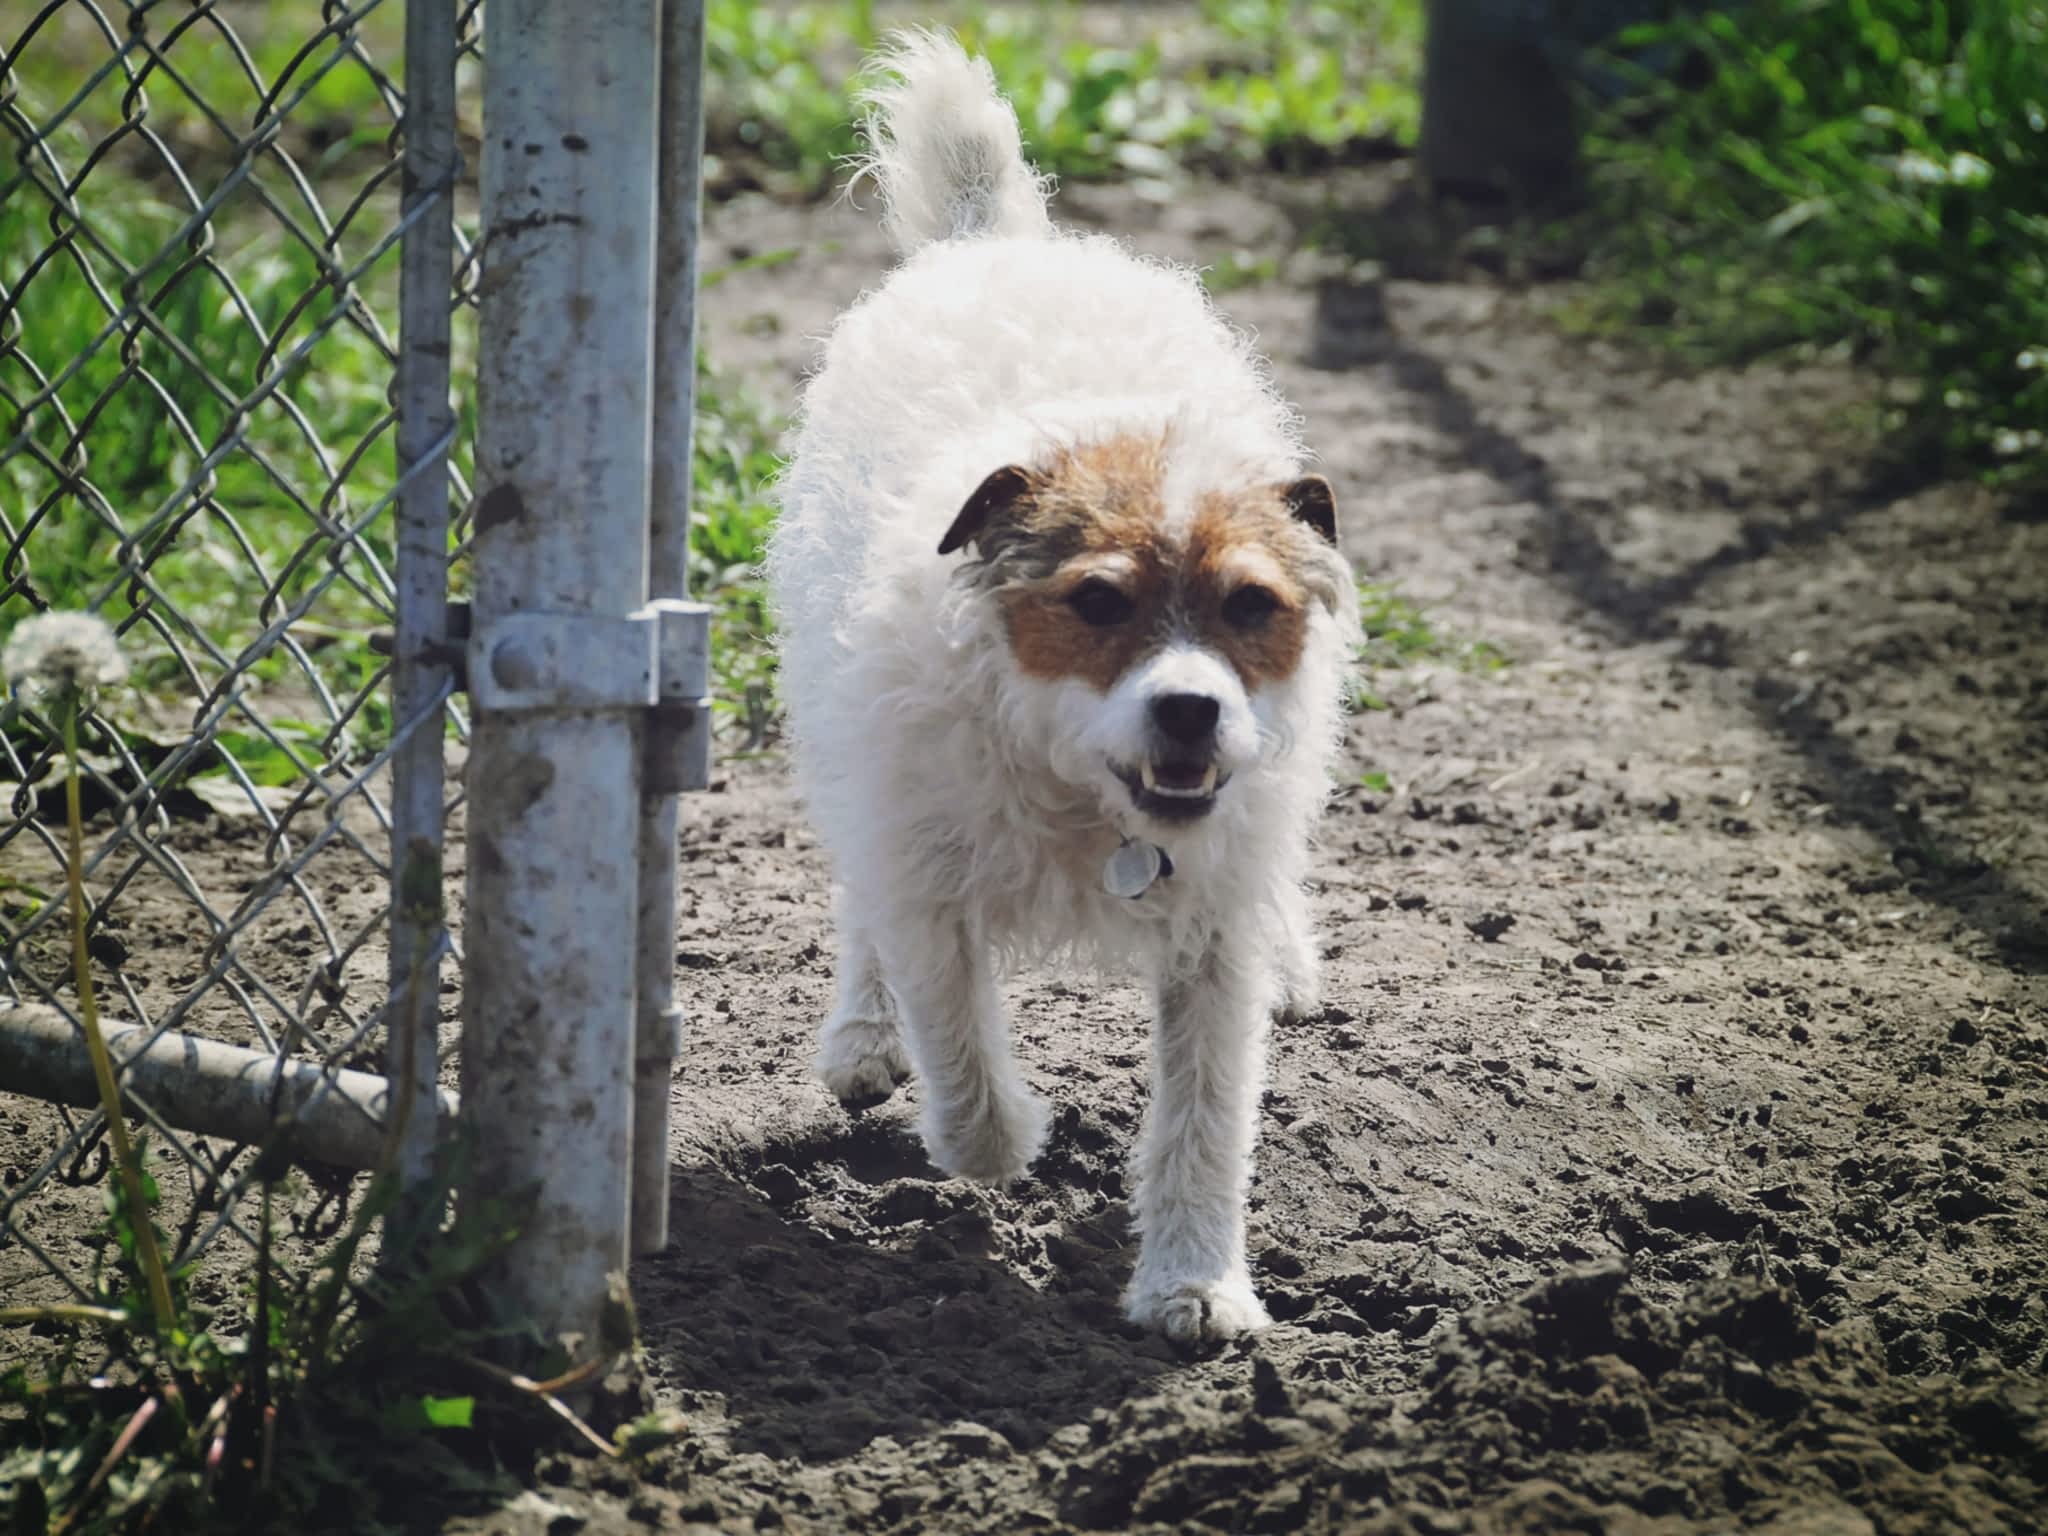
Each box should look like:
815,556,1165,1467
939,432,1349,833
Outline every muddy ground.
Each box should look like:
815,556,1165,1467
7,162,2046,1534
585,170,2048,1535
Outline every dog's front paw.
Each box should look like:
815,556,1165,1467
816,1014,911,1111
1275,947,1322,1024
1125,1272,1272,1343
923,1089,1049,1186
1275,972,1322,1024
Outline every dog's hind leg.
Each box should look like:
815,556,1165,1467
1125,929,1276,1342
875,908,1047,1185
817,925,912,1111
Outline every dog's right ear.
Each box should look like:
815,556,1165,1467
938,465,1033,556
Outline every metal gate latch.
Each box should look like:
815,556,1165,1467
469,599,712,792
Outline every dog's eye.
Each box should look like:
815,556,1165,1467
1067,579,1135,627
1222,584,1281,629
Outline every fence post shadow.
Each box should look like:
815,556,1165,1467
633,1117,1191,1463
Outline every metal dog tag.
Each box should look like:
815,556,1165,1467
1103,838,1170,899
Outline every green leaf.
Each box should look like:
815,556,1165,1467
381,1391,478,1433
419,1394,475,1429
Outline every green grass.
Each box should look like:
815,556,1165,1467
1192,0,1423,167
0,18,782,771
1,0,434,793
1575,0,2048,486
1351,581,1506,713
702,0,872,185
2,187,779,773
0,207,406,630
1201,250,1282,294
0,1132,666,1533
687,357,782,749
1347,582,1506,793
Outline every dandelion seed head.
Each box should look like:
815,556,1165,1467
3,611,129,702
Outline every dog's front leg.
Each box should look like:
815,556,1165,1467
1271,874,1322,1022
1125,930,1275,1342
816,919,911,1111
879,909,1048,1185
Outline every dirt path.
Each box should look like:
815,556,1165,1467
480,174,2048,1535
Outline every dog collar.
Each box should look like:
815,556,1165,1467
1103,837,1174,898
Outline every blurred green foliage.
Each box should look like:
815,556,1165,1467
704,0,1423,190
1578,0,2048,485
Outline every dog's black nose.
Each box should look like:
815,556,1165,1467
1151,692,1220,745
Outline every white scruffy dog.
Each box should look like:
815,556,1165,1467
768,34,1359,1341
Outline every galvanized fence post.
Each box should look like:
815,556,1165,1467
388,0,463,1193
633,0,712,1259
465,0,661,1349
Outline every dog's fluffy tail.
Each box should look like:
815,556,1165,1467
854,31,1053,253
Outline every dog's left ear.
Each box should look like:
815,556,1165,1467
1279,475,1349,614
1280,475,1338,545
938,465,1034,556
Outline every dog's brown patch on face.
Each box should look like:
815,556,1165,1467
996,437,1175,692
1187,491,1315,687
971,436,1340,693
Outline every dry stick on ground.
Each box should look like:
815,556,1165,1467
457,1352,623,1458
0,1304,130,1327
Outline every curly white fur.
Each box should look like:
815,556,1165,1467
850,30,1054,252
767,33,1359,1342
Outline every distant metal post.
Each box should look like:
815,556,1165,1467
632,0,711,1258
466,0,660,1351
387,0,461,1190
1419,0,1581,202
1419,0,1687,204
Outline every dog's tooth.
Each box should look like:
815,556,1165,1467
1140,761,1159,792
1200,764,1218,794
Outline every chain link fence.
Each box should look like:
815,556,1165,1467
0,0,482,1321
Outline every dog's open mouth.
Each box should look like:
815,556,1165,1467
1114,758,1229,822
